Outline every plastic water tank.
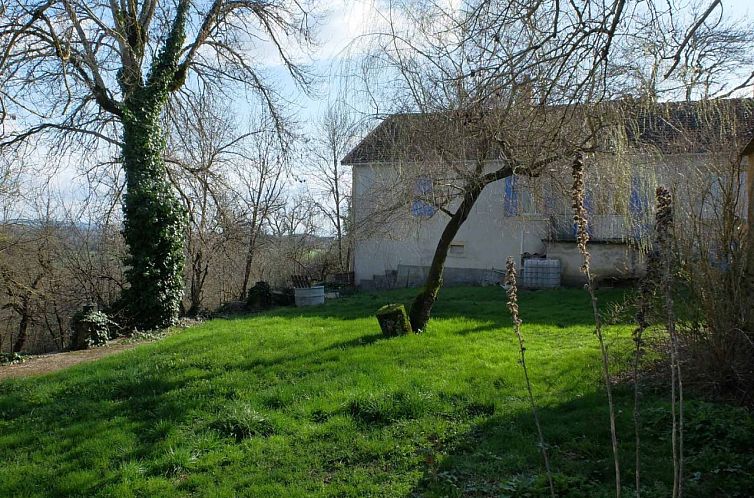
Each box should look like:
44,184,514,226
294,285,325,306
521,258,561,289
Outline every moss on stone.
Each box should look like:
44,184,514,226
376,304,412,337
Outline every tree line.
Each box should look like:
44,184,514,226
0,89,357,353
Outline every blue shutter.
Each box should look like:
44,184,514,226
584,187,594,214
629,175,649,240
411,200,436,218
543,182,556,215
629,176,642,214
504,175,518,216
415,176,433,195
411,176,436,218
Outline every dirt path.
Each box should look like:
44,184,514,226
0,340,142,381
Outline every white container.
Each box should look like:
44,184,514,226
521,258,561,289
294,285,325,306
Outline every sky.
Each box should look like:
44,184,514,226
6,0,754,219
273,0,754,124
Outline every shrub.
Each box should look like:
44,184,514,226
0,352,25,365
271,287,295,306
246,281,272,309
673,166,754,405
70,309,114,350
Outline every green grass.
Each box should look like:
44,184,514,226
1,287,752,497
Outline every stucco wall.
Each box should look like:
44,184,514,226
546,241,644,286
350,153,749,288
352,161,548,285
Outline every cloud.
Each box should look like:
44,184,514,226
316,0,382,61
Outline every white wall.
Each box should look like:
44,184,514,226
350,153,751,287
351,162,548,283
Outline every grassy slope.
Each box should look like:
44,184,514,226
0,287,752,497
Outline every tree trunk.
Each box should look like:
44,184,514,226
333,154,344,270
409,182,486,331
120,104,186,330
240,222,260,300
117,3,189,330
376,304,412,336
188,249,204,316
12,303,30,353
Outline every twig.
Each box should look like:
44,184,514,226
633,290,647,498
633,218,662,498
505,257,555,498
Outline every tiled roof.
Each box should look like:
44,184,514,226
342,99,754,165
341,112,498,164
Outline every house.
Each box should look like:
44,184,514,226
743,134,754,235
343,100,754,289
743,135,754,278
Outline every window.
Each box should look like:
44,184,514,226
411,176,436,218
503,176,518,216
449,242,465,256
503,175,538,216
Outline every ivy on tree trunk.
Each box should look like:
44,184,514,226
121,109,186,330
119,5,188,330
2,0,311,331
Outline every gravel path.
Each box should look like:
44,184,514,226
0,340,141,381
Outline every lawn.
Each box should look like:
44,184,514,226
1,287,752,497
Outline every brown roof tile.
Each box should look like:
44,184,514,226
342,99,754,165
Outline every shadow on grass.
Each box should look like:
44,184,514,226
222,286,633,330
323,332,385,350
0,286,640,496
411,387,754,497
1,318,750,497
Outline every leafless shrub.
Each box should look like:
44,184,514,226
673,148,754,406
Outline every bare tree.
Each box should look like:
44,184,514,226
234,120,288,299
0,187,126,353
0,0,314,329
351,0,753,333
308,104,360,271
354,0,618,330
0,243,46,352
266,192,324,277
165,90,248,314
611,7,754,101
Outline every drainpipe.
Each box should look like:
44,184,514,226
746,149,754,282
742,141,754,332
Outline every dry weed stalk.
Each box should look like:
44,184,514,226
633,201,664,497
655,186,683,498
505,257,555,498
632,253,656,498
633,294,648,497
571,152,621,497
